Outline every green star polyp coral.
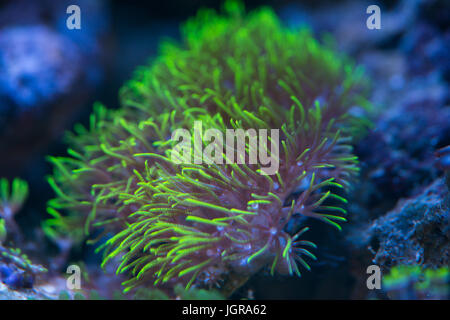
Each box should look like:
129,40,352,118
46,1,370,296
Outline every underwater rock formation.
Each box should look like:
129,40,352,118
0,178,47,298
0,26,81,110
362,178,449,270
0,0,110,175
347,176,449,299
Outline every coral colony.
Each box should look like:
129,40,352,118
46,1,370,296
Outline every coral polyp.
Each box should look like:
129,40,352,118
46,1,370,296
0,178,29,239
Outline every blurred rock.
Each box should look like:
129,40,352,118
354,81,449,216
347,178,449,298
360,178,448,269
0,0,111,175
0,25,82,111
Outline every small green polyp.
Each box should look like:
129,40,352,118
0,219,6,244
